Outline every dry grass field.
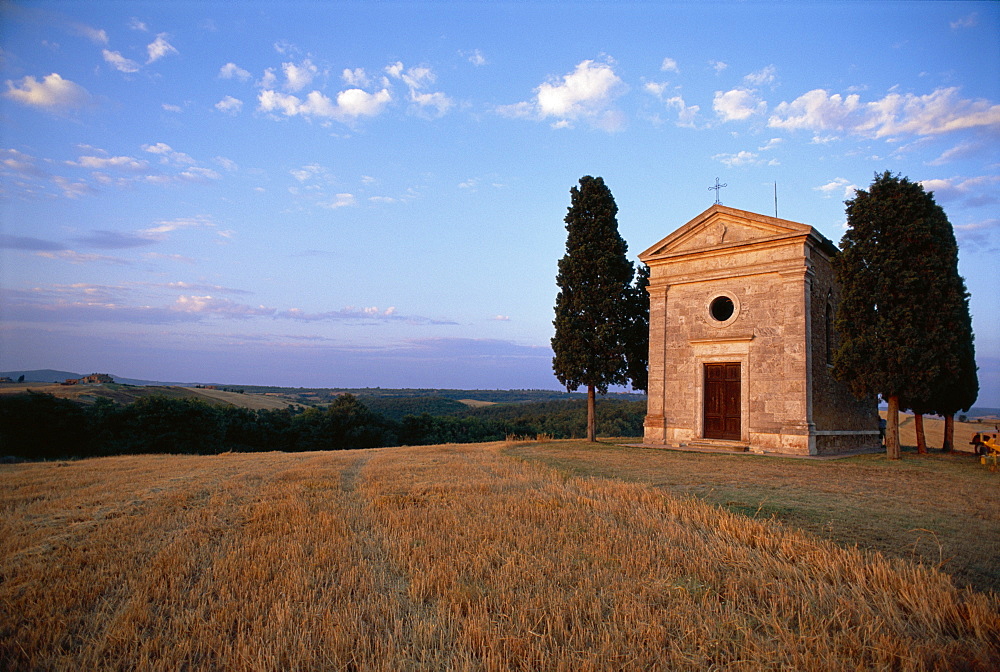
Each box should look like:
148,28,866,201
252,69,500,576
508,439,1000,595
2,442,998,671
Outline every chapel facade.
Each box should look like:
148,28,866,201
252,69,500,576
638,205,879,456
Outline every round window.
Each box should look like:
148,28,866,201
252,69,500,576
709,296,735,322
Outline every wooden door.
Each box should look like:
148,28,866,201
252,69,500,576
704,363,741,440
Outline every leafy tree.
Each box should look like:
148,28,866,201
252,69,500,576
833,171,975,459
552,176,636,441
0,392,89,460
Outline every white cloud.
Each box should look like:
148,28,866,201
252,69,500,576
645,82,668,98
323,193,356,209
814,177,857,199
129,18,148,32
769,87,1000,138
218,62,251,81
259,68,277,89
282,59,318,92
141,215,215,238
660,57,679,73
72,24,108,44
342,68,369,86
335,88,393,118
920,175,1000,206
537,60,624,120
162,103,183,113
103,50,141,73
666,95,700,127
410,90,453,118
37,250,129,265
215,95,243,115
503,59,626,131
174,167,221,183
758,137,783,151
712,151,776,168
928,142,979,165
4,73,92,109
1,149,46,177
464,49,487,66
72,155,149,171
713,88,766,121
258,89,300,116
290,164,327,182
142,142,196,165
146,33,178,63
744,65,776,87
53,176,96,198
214,156,238,172
950,13,978,30
710,60,728,74
258,87,392,122
385,62,452,118
172,295,274,318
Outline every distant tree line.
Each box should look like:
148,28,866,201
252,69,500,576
0,392,645,461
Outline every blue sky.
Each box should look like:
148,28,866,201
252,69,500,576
2,1,998,404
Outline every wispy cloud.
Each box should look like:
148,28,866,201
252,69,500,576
72,23,108,44
0,234,67,251
36,250,131,265
950,13,978,30
920,175,1000,207
385,61,453,118
278,306,456,325
744,65,777,87
463,49,487,66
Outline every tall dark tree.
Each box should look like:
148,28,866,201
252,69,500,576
833,171,975,459
552,176,636,441
625,263,650,393
926,265,978,451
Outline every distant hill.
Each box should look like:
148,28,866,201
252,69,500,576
968,407,1000,419
0,370,190,386
2,369,84,383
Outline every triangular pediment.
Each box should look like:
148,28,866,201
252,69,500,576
639,205,814,261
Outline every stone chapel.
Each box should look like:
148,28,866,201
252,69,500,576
638,204,880,456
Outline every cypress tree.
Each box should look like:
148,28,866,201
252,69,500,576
625,263,650,393
833,171,975,459
552,176,635,441
922,264,978,451
893,180,978,452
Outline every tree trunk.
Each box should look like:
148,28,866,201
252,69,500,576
942,415,954,452
914,413,927,454
886,396,901,460
587,385,596,442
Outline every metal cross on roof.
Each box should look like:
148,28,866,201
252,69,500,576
709,177,727,205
